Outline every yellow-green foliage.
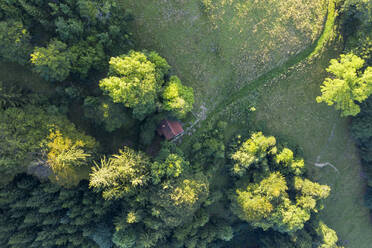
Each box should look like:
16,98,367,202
90,147,151,200
233,171,330,233
233,172,309,233
46,129,96,186
294,177,331,201
170,178,208,206
231,132,276,176
236,190,273,221
100,51,158,108
162,76,194,119
316,53,372,116
100,51,195,120
275,148,305,175
151,153,189,184
235,172,286,221
99,51,168,120
0,105,96,184
316,221,344,248
231,132,330,233
126,210,141,224
30,39,72,82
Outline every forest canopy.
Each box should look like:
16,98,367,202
0,0,356,248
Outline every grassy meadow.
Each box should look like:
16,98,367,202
124,0,372,247
249,51,372,248
123,0,327,111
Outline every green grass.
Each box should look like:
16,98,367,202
248,50,372,248
309,0,341,58
124,0,372,247
123,0,327,110
211,43,372,247
199,0,340,119
204,2,372,245
181,0,339,150
3,0,370,246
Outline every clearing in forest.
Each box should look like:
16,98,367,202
125,0,372,247
123,0,327,109
241,51,372,248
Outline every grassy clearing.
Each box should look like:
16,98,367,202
217,45,372,247
201,0,340,121
123,0,372,246
122,0,327,110
181,0,340,151
207,2,372,244
249,51,372,248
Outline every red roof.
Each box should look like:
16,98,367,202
157,119,184,140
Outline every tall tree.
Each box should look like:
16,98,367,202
99,51,195,120
230,132,330,234
0,175,113,248
30,40,72,82
0,81,25,109
83,96,133,132
1,0,133,80
316,53,372,116
44,129,96,187
90,147,151,200
162,76,194,119
99,51,168,120
315,221,344,248
0,105,96,185
231,132,277,177
151,153,189,185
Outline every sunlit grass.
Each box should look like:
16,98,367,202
122,0,327,110
119,1,372,246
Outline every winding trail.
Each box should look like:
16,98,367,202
182,0,338,147
205,0,333,119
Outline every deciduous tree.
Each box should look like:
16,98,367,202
315,221,344,248
316,53,372,116
151,153,189,184
230,132,331,234
231,132,276,176
99,51,162,120
30,40,72,82
162,76,194,119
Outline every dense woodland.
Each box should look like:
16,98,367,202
330,0,372,214
346,0,372,215
0,0,370,248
